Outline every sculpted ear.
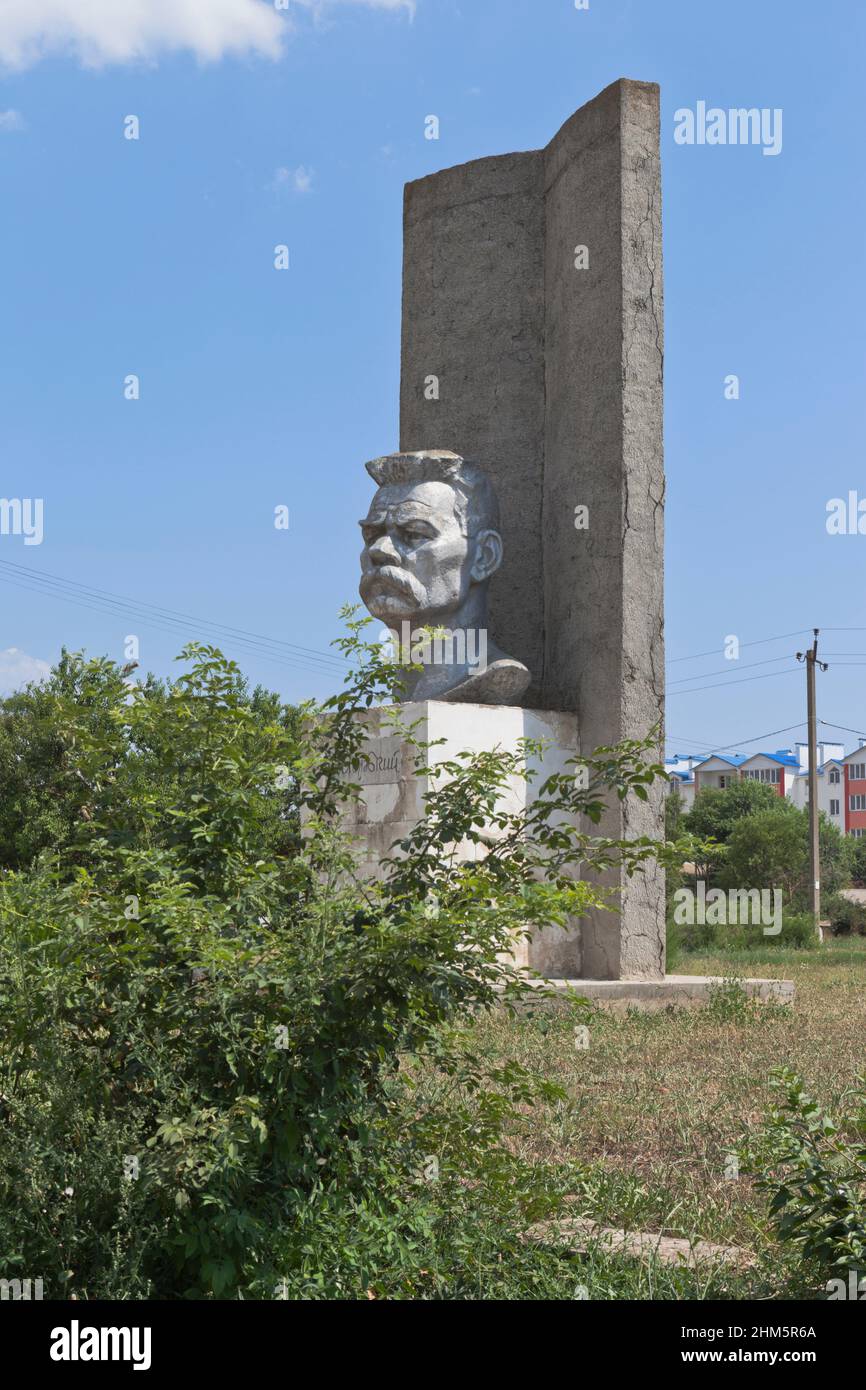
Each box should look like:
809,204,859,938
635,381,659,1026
470,528,503,583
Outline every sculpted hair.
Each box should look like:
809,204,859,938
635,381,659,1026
364,450,500,536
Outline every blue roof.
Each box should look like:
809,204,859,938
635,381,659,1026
806,758,844,777
696,753,747,767
696,750,799,770
757,750,800,768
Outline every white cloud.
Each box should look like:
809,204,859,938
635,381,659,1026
0,647,50,695
0,0,414,71
0,0,285,70
271,163,314,194
295,0,414,10
0,108,25,131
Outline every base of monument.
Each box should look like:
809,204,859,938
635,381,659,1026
520,974,794,1013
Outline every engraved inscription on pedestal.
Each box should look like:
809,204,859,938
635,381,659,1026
343,702,582,977
358,736,402,785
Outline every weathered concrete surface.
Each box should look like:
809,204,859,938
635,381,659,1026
400,79,665,981
543,81,665,982
521,975,794,1013
341,700,583,977
401,152,547,695
524,1218,754,1269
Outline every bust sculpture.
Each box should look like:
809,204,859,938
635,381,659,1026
358,450,531,704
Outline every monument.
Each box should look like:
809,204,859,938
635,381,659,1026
353,447,580,978
344,78,791,1005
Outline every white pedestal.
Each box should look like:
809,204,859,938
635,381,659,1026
343,701,582,978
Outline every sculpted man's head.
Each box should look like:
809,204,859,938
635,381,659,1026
358,450,531,706
359,450,502,625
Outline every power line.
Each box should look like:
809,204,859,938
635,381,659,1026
0,571,343,680
0,558,348,668
669,713,866,760
667,629,812,665
668,652,866,688
0,559,350,680
820,720,866,740
668,654,795,687
666,733,731,751
668,668,802,696
666,720,807,757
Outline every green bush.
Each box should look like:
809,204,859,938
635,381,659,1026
745,1069,866,1287
848,838,866,888
0,628,668,1299
825,894,866,936
776,912,821,948
667,907,817,955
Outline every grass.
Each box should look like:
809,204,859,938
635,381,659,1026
466,936,866,1298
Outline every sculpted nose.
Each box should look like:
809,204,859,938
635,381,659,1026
370,533,399,565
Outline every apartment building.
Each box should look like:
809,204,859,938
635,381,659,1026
667,738,866,838
691,750,800,797
842,747,866,838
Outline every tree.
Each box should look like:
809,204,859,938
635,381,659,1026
0,648,301,874
665,786,684,840
718,807,808,903
719,804,850,909
848,836,866,888
685,779,787,883
0,650,128,871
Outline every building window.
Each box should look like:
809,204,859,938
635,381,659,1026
830,799,840,816
850,763,866,780
851,828,866,839
744,768,780,783
850,794,866,812
829,768,840,784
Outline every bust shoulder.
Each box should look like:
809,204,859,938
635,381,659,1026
439,658,531,706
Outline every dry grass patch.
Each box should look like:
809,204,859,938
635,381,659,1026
471,938,866,1256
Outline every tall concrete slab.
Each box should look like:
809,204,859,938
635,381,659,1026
399,79,664,980
401,150,547,699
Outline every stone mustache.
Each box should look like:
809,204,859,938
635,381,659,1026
358,450,531,705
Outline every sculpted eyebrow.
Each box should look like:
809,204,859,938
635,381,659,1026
392,509,437,528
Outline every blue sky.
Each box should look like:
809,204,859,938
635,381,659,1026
1,0,864,761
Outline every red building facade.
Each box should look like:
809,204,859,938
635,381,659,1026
844,751,866,836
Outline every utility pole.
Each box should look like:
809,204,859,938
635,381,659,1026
796,630,829,937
